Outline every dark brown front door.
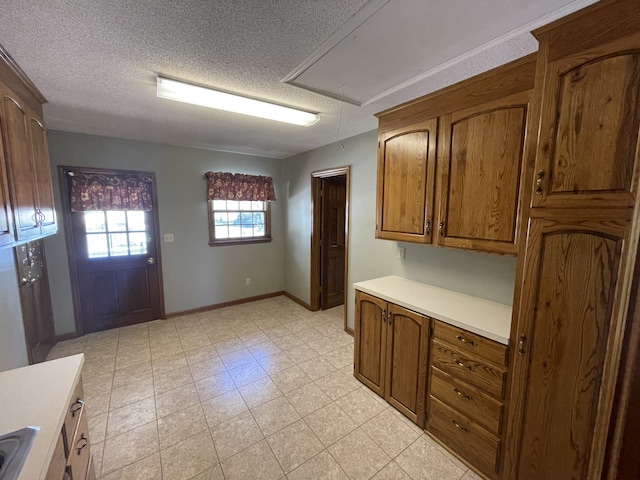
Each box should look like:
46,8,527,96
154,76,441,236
62,167,163,334
320,175,346,309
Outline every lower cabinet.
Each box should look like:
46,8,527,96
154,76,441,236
45,378,95,480
354,290,429,426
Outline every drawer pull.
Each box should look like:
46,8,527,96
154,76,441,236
454,359,473,371
70,398,84,416
456,334,476,346
453,387,472,400
451,419,469,432
76,434,88,455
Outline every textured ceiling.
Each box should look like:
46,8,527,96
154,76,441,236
0,0,598,159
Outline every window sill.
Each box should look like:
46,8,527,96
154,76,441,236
209,238,272,247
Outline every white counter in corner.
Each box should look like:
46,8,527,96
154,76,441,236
353,275,512,344
0,354,84,480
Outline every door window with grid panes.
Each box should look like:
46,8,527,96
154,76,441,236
84,210,149,258
209,200,271,245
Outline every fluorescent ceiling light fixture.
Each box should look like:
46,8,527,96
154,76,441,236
156,77,319,127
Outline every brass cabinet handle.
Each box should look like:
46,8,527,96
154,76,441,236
439,222,444,235
70,398,84,416
382,309,387,323
456,334,476,346
388,310,393,325
425,220,431,235
535,170,546,195
451,419,469,432
454,359,473,371
76,434,88,455
518,333,527,356
453,387,472,400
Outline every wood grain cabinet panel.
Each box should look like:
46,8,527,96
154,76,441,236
354,290,429,426
0,130,13,247
375,118,437,243
29,116,56,236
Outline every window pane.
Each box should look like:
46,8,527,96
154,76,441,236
253,228,265,237
241,226,254,237
106,211,127,232
227,200,239,210
87,234,109,258
127,211,146,231
213,200,227,210
109,233,129,256
228,225,242,238
214,212,228,225
240,212,252,225
84,211,106,233
128,232,147,255
215,225,229,239
251,201,264,211
227,212,240,225
252,212,264,226
239,201,252,211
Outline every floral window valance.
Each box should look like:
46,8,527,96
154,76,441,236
205,172,276,202
70,172,154,212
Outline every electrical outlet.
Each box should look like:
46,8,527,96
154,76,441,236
163,233,174,243
397,246,405,259
245,277,251,286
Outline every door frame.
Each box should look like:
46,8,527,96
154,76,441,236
310,166,350,333
58,165,166,336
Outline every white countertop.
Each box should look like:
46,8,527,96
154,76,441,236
0,354,84,480
353,276,512,344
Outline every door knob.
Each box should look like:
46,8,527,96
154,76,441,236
147,257,155,265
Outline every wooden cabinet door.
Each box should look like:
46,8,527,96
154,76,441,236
436,92,528,255
354,291,388,397
0,129,14,247
29,116,56,236
385,303,428,425
1,90,40,240
376,118,437,243
508,214,631,480
531,46,640,209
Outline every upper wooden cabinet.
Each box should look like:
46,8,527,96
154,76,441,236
531,30,640,209
375,54,536,255
0,45,56,247
376,118,437,243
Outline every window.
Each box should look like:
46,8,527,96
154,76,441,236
84,210,149,258
208,199,271,246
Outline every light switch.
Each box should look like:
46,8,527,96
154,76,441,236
397,246,405,259
164,233,174,243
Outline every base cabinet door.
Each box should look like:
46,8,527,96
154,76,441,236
354,290,429,426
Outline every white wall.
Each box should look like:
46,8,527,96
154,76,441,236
46,131,285,335
0,248,29,371
283,130,518,330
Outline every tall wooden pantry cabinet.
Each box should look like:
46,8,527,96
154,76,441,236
503,1,640,479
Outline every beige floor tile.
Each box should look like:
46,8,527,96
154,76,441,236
201,389,248,427
177,325,207,340
112,361,153,388
220,348,256,370
335,387,388,425
88,413,108,444
304,403,358,447
184,345,219,365
228,361,267,387
251,396,301,436
314,370,361,400
158,403,207,449
256,351,295,374
189,465,225,480
101,422,159,476
239,331,270,347
180,333,212,351
287,450,349,480
266,420,323,473
272,333,304,350
361,409,422,457
100,452,162,480
325,345,354,369
220,439,284,480
85,393,110,418
296,328,325,344
237,376,283,409
246,340,282,360
106,397,156,438
153,366,193,395
82,372,114,397
155,382,200,418
92,441,104,478
286,382,332,417
116,349,151,370
395,436,467,480
213,338,245,356
160,430,218,480
298,356,338,380
284,344,319,364
194,371,236,401
151,352,188,375
371,461,411,479
328,429,391,480
306,336,340,355
83,360,116,379
109,377,154,410
150,341,183,360
263,326,291,340
210,410,264,460
189,357,227,381
269,365,312,393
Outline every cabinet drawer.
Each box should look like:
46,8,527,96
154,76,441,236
433,320,507,366
430,367,503,434
44,433,66,480
67,403,91,480
63,378,85,453
431,340,505,398
428,396,500,475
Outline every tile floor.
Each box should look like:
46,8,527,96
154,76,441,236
48,296,481,480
